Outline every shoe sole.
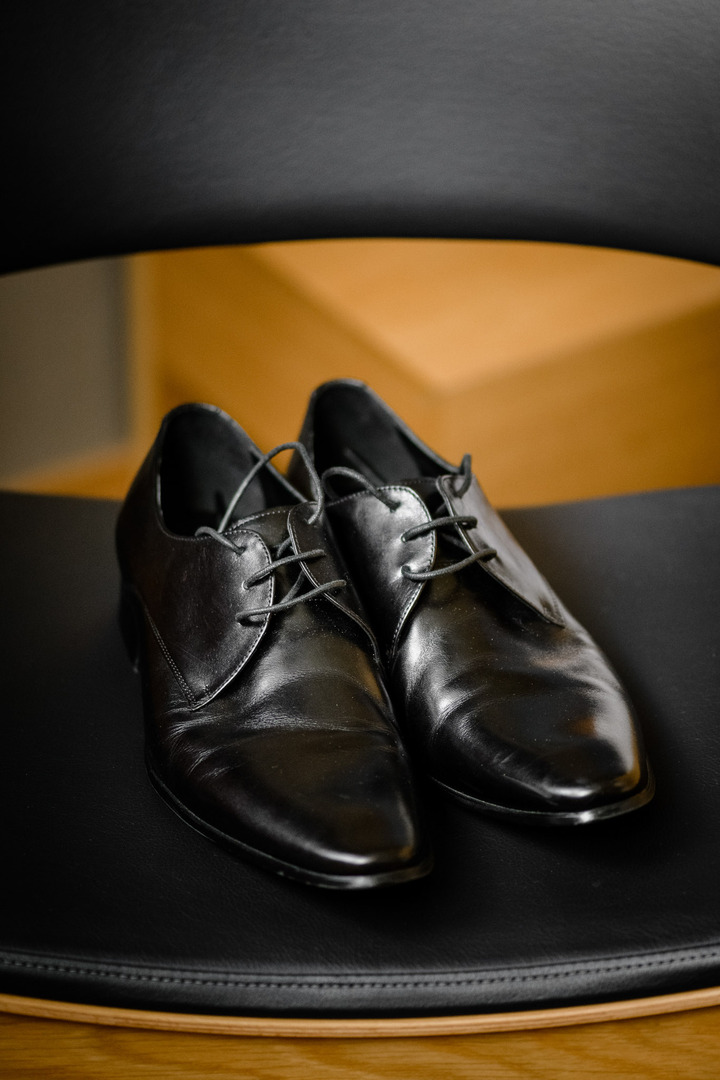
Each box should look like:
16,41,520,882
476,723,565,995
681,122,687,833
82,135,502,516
433,766,655,826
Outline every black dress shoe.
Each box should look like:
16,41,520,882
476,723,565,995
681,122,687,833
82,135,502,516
292,380,654,825
116,403,432,887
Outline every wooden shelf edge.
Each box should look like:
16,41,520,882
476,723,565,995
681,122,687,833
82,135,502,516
1,985,719,1039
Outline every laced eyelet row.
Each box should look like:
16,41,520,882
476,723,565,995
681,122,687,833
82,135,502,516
399,512,497,581
323,457,497,583
195,441,346,622
237,539,344,621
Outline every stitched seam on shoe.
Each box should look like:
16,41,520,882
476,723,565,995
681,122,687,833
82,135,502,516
145,608,197,706
390,585,423,662
331,490,565,630
2,949,719,990
328,486,425,514
188,632,265,712
182,529,274,709
327,487,431,660
186,528,272,708
442,477,565,626
389,487,434,659
225,507,289,534
327,489,377,510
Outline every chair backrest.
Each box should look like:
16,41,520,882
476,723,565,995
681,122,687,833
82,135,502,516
2,0,720,274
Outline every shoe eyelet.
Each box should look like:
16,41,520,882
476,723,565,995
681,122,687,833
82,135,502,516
237,609,263,625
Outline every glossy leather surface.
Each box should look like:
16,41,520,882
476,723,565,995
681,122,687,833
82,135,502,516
2,488,719,1014
115,404,430,888
293,381,652,823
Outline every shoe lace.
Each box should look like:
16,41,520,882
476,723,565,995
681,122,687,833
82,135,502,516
196,442,346,620
323,453,497,582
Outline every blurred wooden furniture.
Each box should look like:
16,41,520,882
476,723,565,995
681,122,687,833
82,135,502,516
11,240,720,505
145,238,720,506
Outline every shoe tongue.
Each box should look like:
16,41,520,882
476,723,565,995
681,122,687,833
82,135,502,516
401,476,445,516
226,506,294,548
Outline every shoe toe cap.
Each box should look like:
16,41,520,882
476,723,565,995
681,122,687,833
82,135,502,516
164,727,431,886
431,682,652,822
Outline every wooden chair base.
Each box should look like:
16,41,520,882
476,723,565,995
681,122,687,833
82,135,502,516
2,992,720,1080
2,985,720,1037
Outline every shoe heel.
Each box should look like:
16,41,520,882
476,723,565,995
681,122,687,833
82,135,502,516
119,585,142,673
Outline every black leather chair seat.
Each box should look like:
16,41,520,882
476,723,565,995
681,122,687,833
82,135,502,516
1,486,718,1018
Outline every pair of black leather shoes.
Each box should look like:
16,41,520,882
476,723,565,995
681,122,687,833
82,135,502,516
116,382,653,889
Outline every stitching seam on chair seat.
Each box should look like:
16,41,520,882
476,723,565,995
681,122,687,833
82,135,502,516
1,947,719,990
